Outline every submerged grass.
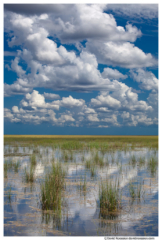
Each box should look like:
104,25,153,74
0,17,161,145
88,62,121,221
40,162,66,212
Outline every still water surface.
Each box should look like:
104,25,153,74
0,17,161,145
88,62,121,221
4,145,158,236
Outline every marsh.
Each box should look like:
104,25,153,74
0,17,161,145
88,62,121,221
4,136,158,236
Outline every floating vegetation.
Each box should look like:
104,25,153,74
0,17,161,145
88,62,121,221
40,163,66,212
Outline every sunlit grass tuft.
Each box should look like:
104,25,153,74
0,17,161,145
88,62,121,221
40,162,66,212
99,180,121,213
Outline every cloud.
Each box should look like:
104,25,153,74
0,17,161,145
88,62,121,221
87,114,99,122
5,4,142,49
86,40,157,68
4,4,73,15
58,114,75,122
43,92,60,100
4,51,16,56
130,68,158,91
57,5,142,43
4,5,157,97
4,82,32,97
4,89,157,128
91,95,121,109
91,81,153,113
4,4,158,130
59,95,85,108
20,90,60,110
105,4,158,19
102,67,127,80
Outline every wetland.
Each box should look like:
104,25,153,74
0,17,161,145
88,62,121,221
4,135,158,236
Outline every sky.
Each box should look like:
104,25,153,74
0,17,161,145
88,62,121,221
3,3,158,135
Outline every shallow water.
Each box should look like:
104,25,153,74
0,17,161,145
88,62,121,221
4,144,158,236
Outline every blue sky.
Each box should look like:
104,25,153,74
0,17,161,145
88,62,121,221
4,4,158,135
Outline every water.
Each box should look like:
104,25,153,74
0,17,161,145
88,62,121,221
4,144,158,236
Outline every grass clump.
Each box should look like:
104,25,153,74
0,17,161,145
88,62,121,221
85,159,91,169
30,154,37,167
90,165,96,177
129,155,137,167
24,166,34,183
85,159,96,177
40,162,66,212
99,181,121,213
4,160,14,178
13,161,20,173
79,174,87,192
129,182,143,201
4,161,8,178
93,152,104,167
147,156,158,177
138,157,145,167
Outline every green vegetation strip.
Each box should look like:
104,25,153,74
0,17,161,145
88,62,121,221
4,135,158,150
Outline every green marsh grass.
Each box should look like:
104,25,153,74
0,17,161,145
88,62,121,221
4,135,158,151
147,156,158,177
30,154,37,167
129,155,137,167
138,157,145,167
4,161,8,178
4,160,13,178
129,182,143,201
99,180,121,214
24,166,35,183
40,162,66,212
90,165,96,177
13,161,20,173
85,159,91,169
93,152,104,167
